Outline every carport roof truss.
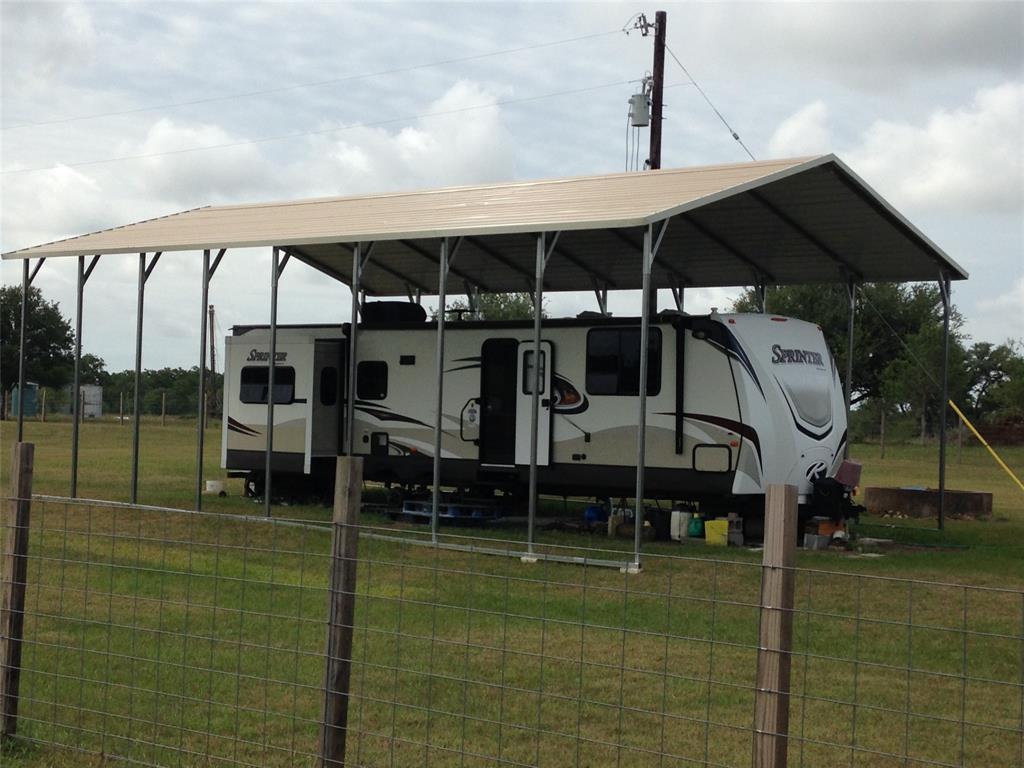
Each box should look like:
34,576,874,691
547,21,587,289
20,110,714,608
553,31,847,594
2,154,967,293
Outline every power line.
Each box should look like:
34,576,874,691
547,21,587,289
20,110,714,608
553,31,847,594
663,42,756,161
2,79,648,176
0,30,621,131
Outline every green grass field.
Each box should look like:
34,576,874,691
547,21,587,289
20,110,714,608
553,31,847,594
1,418,1022,767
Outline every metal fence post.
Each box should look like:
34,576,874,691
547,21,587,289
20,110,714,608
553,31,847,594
754,483,797,768
1,442,35,740
320,456,362,767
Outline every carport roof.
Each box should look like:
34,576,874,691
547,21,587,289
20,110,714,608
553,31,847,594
2,154,967,294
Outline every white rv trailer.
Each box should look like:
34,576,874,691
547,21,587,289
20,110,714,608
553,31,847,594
222,307,854,520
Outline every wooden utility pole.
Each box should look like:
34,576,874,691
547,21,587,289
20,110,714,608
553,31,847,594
647,10,667,170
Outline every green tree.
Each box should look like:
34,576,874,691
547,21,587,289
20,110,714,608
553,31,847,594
733,283,955,406
964,341,1022,421
0,284,75,399
880,324,970,441
441,292,545,321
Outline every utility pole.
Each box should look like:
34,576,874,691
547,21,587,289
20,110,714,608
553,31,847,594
648,10,667,170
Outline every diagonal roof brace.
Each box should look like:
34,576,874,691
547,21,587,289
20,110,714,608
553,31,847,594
748,189,864,281
680,213,776,283
399,238,488,290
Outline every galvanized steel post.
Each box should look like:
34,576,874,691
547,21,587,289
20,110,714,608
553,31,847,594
264,247,288,517
195,249,211,511
345,244,361,456
938,273,951,530
526,233,545,555
130,253,146,503
430,238,450,543
70,255,95,498
844,279,857,459
632,225,654,572
16,260,28,441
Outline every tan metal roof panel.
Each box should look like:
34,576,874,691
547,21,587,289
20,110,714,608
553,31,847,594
2,154,967,290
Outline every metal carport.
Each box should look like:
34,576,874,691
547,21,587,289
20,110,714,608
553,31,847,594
3,153,968,569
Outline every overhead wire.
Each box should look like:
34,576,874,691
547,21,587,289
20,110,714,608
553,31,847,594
663,42,756,161
1,29,622,131
2,79,640,176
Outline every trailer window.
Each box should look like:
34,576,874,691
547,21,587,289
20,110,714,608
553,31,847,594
357,361,388,400
522,350,546,395
319,366,338,406
239,366,296,404
586,328,661,396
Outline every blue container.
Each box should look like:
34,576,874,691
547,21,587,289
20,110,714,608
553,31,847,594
584,504,608,523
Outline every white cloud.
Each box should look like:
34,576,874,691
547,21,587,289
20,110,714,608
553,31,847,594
767,100,831,157
968,275,1024,343
847,82,1024,214
304,80,515,196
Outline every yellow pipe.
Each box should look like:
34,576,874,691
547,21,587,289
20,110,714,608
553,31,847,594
947,399,1024,494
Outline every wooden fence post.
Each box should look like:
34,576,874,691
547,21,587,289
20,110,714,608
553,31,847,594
320,456,362,767
753,483,797,768
161,392,166,427
1,442,35,740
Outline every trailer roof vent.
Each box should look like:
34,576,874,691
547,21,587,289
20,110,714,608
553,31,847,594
361,301,427,324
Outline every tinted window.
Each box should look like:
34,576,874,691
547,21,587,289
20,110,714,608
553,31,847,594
585,328,661,396
357,361,388,400
239,366,296,404
319,366,338,406
521,350,546,395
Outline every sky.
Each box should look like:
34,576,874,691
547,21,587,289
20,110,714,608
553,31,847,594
1,1,1022,372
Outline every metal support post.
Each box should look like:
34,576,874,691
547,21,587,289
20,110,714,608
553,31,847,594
345,242,373,456
592,280,609,316
937,274,951,530
70,255,98,497
525,232,559,556
670,277,684,313
16,261,28,440
15,257,44,440
632,227,654,572
264,247,289,516
131,252,160,504
430,240,450,543
195,249,211,511
844,279,857,459
632,220,669,572
757,279,768,313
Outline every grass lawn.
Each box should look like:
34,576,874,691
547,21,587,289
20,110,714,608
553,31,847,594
1,418,1022,767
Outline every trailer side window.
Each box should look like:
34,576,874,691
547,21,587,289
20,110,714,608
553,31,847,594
585,328,661,396
357,361,388,400
319,366,338,406
239,366,296,404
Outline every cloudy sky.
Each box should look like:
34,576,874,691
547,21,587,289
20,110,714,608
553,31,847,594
2,1,1022,371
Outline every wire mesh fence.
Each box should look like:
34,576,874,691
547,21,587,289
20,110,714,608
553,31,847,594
2,494,1023,767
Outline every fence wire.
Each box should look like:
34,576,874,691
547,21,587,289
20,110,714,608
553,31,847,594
1,497,1022,767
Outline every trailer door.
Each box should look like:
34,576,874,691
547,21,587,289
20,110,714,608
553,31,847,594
311,340,342,456
515,340,553,466
479,339,518,467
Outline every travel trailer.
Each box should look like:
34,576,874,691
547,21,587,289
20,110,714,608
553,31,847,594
222,306,856,523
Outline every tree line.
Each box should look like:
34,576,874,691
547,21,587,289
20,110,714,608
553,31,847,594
1,285,221,418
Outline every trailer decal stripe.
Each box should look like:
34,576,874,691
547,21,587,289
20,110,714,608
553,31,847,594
227,417,260,437
354,405,433,428
656,411,762,472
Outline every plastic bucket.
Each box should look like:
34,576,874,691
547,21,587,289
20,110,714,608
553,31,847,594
205,480,225,495
704,519,729,546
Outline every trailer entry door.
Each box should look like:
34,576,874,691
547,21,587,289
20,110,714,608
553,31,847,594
479,339,518,467
311,340,342,456
515,340,553,466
